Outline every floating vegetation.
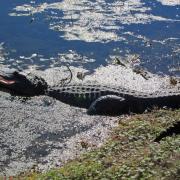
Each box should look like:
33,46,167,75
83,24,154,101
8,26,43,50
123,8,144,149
0,0,178,75
57,50,95,64
157,0,180,6
0,43,6,63
9,0,180,43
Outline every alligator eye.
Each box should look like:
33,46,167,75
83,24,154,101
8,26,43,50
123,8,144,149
13,71,19,76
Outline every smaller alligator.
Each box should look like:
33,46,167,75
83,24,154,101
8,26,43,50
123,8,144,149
0,68,180,115
154,121,180,142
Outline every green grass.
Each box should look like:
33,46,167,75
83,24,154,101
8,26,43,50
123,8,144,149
13,109,180,179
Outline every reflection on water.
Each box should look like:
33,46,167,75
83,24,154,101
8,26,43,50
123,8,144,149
0,0,179,75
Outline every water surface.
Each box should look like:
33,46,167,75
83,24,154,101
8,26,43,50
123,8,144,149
0,0,179,75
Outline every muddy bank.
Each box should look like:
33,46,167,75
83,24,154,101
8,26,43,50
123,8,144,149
0,65,179,176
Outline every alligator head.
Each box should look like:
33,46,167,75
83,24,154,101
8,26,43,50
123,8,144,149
0,68,48,96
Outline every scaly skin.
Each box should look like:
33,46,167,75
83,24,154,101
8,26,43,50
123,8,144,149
0,68,180,115
47,84,180,115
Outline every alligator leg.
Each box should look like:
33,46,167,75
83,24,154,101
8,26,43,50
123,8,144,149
87,95,127,115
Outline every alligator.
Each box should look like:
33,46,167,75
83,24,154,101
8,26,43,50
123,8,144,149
154,121,180,142
0,68,180,115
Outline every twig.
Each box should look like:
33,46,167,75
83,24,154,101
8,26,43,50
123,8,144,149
58,64,73,86
63,64,73,85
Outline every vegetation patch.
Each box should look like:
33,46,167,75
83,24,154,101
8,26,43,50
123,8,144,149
15,109,180,179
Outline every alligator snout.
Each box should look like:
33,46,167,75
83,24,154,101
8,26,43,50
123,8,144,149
0,68,48,96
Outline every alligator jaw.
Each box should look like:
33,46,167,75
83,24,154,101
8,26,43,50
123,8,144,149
0,76,15,85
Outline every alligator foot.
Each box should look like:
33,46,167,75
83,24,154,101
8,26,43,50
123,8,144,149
87,95,127,115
